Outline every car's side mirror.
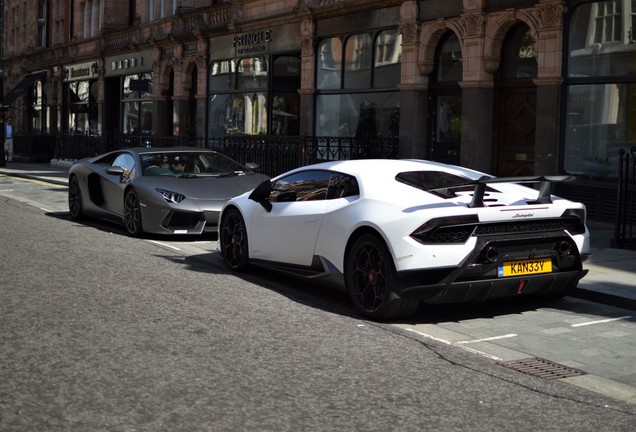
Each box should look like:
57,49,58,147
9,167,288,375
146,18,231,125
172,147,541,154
106,166,125,177
249,180,273,212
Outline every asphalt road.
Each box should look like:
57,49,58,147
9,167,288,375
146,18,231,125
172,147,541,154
0,176,635,431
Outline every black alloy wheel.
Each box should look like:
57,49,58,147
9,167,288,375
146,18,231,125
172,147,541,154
124,189,143,236
345,234,419,320
68,176,84,220
219,208,250,271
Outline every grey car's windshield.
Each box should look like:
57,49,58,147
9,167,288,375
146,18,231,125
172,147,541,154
141,151,253,177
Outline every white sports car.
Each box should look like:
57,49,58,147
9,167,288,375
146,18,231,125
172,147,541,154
218,159,590,320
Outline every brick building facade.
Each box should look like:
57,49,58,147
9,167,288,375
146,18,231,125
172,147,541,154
2,1,635,216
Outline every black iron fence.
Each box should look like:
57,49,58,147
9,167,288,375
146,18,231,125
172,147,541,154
14,132,399,177
613,147,636,249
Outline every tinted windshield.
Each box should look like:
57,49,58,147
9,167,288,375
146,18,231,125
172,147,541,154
140,151,252,177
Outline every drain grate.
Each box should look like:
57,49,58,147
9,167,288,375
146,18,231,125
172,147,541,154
497,357,586,380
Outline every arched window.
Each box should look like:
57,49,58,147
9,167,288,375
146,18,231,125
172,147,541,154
429,32,463,165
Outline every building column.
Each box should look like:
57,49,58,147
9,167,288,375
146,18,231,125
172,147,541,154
533,0,566,175
398,1,428,159
299,18,315,136
459,83,494,172
534,78,561,175
457,11,495,173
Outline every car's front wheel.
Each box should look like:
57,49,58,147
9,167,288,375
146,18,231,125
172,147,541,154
68,176,84,220
124,189,143,236
345,234,419,320
219,208,250,271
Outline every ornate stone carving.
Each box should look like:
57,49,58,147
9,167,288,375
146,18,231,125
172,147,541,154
533,3,565,29
301,36,314,54
460,14,485,37
399,22,419,44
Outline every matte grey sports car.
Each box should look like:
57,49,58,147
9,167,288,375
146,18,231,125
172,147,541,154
68,147,269,236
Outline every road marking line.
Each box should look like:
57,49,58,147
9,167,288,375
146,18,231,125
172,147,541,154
404,328,502,361
456,334,517,344
404,328,452,345
147,240,181,251
571,316,632,327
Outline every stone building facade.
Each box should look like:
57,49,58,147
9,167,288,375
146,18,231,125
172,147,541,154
3,0,635,215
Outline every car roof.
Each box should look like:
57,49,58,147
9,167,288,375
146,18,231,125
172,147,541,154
123,147,218,156
284,159,488,181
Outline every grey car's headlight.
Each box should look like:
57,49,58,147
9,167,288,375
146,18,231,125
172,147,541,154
156,188,186,203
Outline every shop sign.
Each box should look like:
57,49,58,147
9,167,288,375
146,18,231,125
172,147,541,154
64,62,98,82
234,30,272,55
104,51,153,77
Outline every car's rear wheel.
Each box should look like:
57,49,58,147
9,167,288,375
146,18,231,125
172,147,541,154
346,234,419,320
68,176,84,220
219,208,250,271
124,189,143,236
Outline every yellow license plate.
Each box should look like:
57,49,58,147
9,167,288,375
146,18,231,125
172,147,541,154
498,258,552,277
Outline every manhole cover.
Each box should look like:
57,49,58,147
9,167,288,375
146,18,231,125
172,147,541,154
497,357,586,379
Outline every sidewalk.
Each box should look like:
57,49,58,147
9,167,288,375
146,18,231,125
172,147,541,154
1,160,635,310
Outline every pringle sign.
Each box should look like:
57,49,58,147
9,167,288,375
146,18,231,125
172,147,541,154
233,30,272,55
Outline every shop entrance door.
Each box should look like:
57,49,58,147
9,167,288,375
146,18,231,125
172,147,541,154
495,85,536,176
493,22,538,177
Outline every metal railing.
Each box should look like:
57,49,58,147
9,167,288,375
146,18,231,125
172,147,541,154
15,132,399,177
613,147,636,249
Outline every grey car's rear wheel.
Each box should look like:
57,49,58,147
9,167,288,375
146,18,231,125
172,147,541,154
68,176,84,220
346,234,419,320
124,189,143,236
219,208,250,271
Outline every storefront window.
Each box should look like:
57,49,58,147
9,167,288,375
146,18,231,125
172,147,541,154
208,55,300,137
122,73,153,134
564,1,636,180
31,80,47,134
67,80,98,135
568,1,636,77
315,28,402,139
430,32,462,165
564,83,636,179
374,30,402,88
344,34,372,89
316,92,400,138
437,33,462,82
317,38,342,90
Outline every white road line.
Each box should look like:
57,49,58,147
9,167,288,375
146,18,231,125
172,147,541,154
147,240,181,251
404,328,452,345
571,316,632,327
39,207,53,213
404,328,502,361
456,334,517,344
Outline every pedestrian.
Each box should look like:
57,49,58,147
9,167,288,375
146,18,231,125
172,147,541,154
4,116,13,162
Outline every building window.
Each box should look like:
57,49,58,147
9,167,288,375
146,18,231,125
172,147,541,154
37,1,46,47
66,80,98,135
564,1,636,180
429,32,463,166
31,80,48,134
315,29,402,138
208,54,300,137
81,0,102,38
122,73,153,135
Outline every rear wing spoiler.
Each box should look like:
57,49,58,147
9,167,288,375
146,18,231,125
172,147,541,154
429,175,574,208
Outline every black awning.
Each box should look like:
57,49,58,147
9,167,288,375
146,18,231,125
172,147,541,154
3,72,46,106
